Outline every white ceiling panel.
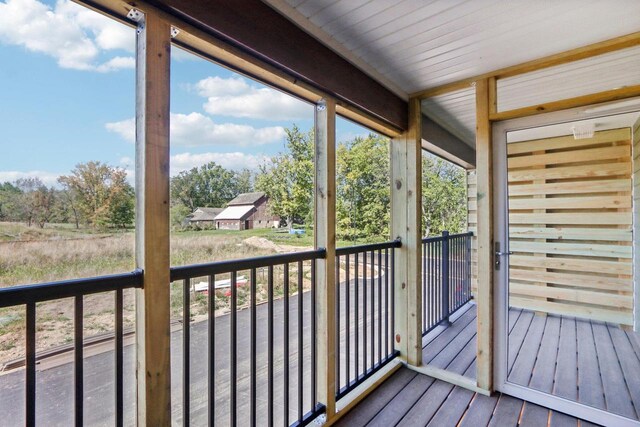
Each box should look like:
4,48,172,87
498,45,640,112
421,86,476,147
266,0,640,95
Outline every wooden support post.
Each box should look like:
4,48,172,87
475,78,494,392
391,97,422,366
134,11,172,426
315,98,337,419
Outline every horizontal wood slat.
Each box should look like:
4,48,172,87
507,212,631,225
509,255,632,275
508,195,630,210
510,297,633,325
509,269,632,292
507,129,630,155
508,179,630,196
509,241,631,259
508,145,629,169
508,226,632,242
508,161,630,182
510,283,632,309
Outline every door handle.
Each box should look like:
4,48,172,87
494,242,512,270
495,251,513,257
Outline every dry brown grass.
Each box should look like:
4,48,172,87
0,225,281,365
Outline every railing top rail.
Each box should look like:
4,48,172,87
170,248,327,281
335,239,401,256
422,231,473,243
0,270,143,308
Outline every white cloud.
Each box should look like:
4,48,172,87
171,152,267,175
0,170,61,187
106,113,286,147
0,0,134,72
194,76,312,120
106,118,135,143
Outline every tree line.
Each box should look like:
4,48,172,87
1,125,467,238
0,162,134,230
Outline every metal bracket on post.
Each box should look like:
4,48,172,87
442,231,451,325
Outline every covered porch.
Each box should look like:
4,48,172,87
2,1,640,426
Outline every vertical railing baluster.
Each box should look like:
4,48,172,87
354,252,359,380
183,279,191,426
230,271,237,426
391,248,395,355
115,289,124,427
377,249,382,364
75,295,83,427
284,263,290,426
268,266,274,427
422,240,426,333
370,250,374,369
311,259,317,411
384,248,389,359
362,250,367,374
345,253,350,389
208,275,215,426
251,268,257,427
442,231,450,325
335,255,340,394
297,261,304,422
26,302,36,427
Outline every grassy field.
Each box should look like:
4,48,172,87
0,222,378,365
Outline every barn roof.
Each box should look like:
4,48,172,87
190,207,224,222
215,205,255,221
227,192,266,206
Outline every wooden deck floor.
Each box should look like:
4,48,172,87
334,366,598,426
337,302,640,426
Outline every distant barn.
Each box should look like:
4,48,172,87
215,192,280,230
187,207,224,227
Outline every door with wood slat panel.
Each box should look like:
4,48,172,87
493,109,640,427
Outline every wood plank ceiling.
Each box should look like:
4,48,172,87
266,0,640,145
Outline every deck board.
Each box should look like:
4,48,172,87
335,368,416,426
592,322,637,418
576,320,606,410
520,402,550,426
426,386,475,427
458,393,499,427
529,315,560,393
487,394,524,427
609,326,640,416
508,314,546,385
395,380,455,426
365,374,434,426
554,316,578,401
414,303,640,424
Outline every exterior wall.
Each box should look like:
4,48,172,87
216,220,242,230
246,199,280,228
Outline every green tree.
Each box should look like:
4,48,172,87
170,162,247,211
14,178,55,228
336,134,390,241
255,126,314,228
0,182,22,221
58,161,134,229
421,153,467,236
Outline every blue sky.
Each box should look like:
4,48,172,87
0,0,369,186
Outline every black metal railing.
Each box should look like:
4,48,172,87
170,249,327,427
334,240,401,401
422,231,473,336
0,270,143,427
